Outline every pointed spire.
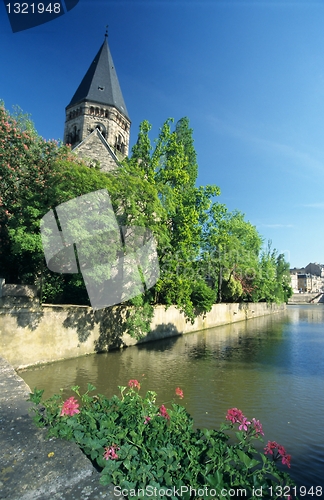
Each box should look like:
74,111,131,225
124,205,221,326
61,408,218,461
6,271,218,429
67,38,129,120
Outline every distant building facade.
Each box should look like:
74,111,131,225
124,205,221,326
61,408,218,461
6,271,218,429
64,35,130,171
290,263,324,293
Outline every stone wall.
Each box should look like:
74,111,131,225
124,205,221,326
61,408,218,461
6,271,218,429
74,130,119,171
288,292,324,304
0,300,285,369
1,284,37,298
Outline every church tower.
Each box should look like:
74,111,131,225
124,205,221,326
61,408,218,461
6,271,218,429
64,34,131,171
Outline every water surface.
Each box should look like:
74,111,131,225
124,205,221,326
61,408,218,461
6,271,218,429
20,305,324,490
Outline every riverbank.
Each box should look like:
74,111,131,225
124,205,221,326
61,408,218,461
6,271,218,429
0,355,122,499
0,300,285,369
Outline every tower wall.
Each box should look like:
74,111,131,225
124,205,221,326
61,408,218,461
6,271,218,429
64,101,130,157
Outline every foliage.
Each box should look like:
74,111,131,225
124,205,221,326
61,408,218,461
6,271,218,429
125,117,220,321
0,101,292,339
201,205,293,304
250,243,293,304
201,204,263,303
0,101,110,288
28,381,298,500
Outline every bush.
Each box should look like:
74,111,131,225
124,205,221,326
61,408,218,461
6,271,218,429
190,280,216,315
28,382,297,499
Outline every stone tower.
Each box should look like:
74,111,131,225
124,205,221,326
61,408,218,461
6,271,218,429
64,35,131,171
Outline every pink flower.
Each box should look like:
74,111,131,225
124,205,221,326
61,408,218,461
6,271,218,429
264,441,292,468
281,454,291,468
175,387,184,398
277,444,286,456
128,379,140,390
103,445,119,460
225,408,244,424
264,441,278,455
252,418,264,437
159,404,170,420
60,397,80,416
238,417,251,432
144,416,151,424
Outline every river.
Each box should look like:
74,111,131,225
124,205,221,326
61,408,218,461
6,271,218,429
19,304,324,492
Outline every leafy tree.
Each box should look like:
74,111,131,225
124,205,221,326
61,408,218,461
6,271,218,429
275,252,293,302
202,203,262,303
249,242,292,303
133,118,220,320
0,102,116,297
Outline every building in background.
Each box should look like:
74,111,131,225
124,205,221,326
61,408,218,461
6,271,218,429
290,263,324,293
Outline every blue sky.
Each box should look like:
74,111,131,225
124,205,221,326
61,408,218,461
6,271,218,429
1,0,324,268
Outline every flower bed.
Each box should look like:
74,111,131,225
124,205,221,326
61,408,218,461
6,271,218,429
28,381,297,499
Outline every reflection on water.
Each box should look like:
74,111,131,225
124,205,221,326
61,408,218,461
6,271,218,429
20,305,324,489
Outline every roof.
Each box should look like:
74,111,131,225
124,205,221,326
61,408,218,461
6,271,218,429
67,38,129,120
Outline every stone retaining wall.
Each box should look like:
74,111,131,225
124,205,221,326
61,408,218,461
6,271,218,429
288,292,324,304
0,301,285,369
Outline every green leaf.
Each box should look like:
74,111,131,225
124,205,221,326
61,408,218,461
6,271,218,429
236,449,260,470
206,470,224,487
27,388,44,405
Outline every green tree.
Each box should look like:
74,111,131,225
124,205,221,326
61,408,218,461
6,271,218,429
275,252,293,302
0,102,115,299
152,118,219,319
202,203,262,303
250,242,292,303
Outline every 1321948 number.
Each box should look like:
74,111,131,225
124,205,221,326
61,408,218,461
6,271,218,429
6,3,61,14
269,486,323,497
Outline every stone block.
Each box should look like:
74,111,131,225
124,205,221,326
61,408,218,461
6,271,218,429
2,284,38,298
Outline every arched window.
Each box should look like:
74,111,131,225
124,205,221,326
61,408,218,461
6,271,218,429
90,107,94,115
94,123,107,139
114,134,125,153
69,125,80,146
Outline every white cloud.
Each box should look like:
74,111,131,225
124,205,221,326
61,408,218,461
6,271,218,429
302,202,324,209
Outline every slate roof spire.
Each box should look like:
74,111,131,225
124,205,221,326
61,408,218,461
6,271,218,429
67,37,129,120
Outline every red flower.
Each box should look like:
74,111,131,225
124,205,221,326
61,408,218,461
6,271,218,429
144,416,151,424
225,408,244,424
264,441,292,468
103,445,119,460
281,454,291,468
175,387,184,398
159,404,170,420
277,444,286,456
128,379,140,390
264,441,278,455
60,397,80,416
